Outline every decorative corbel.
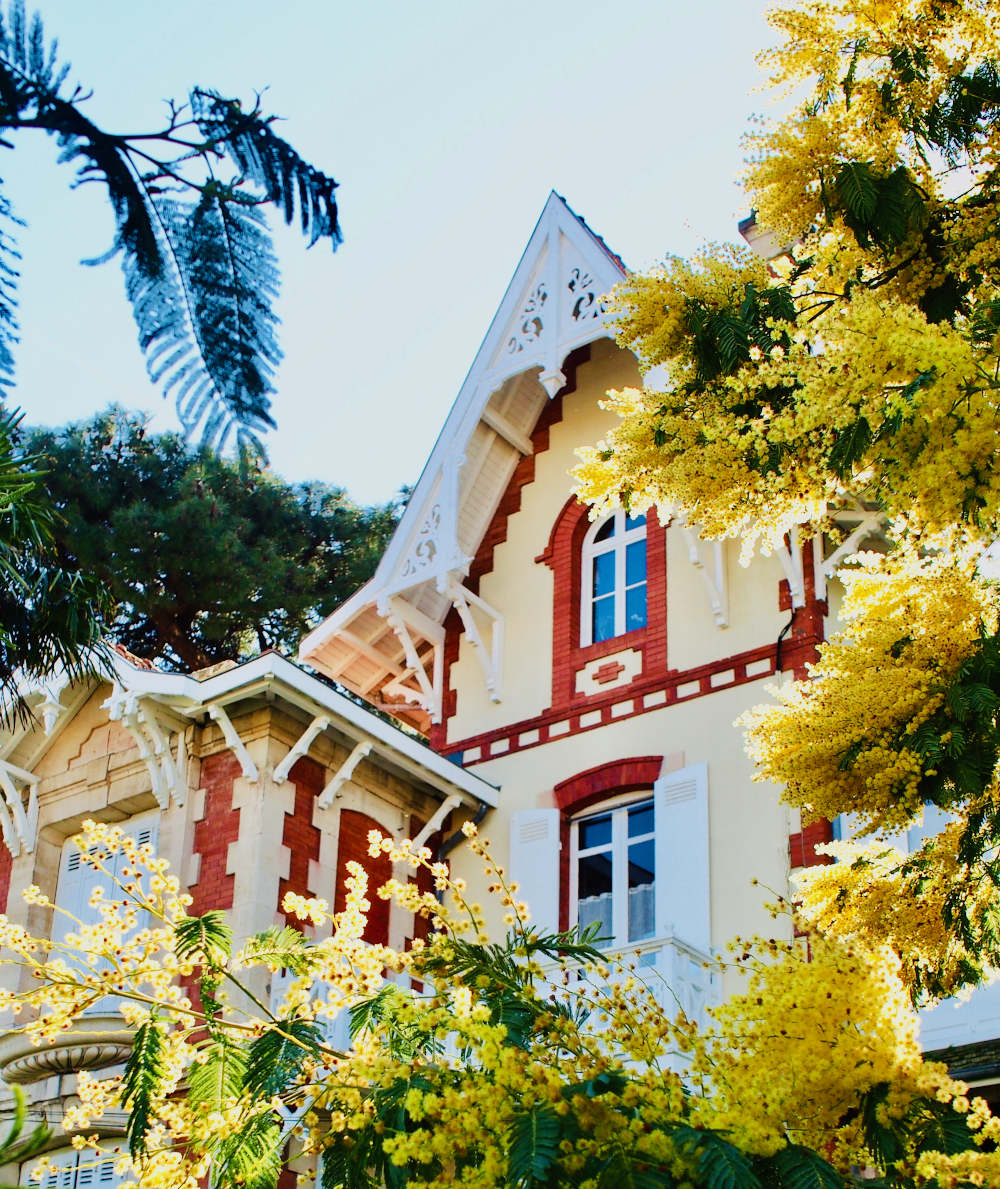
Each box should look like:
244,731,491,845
773,525,806,608
317,740,373,809
273,715,331,784
206,704,260,783
0,758,39,857
105,689,185,808
678,523,729,628
379,596,444,722
445,577,504,702
816,512,886,602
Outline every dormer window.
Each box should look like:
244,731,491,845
581,511,647,646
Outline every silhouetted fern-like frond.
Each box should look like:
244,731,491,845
192,88,341,248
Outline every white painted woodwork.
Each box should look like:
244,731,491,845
0,757,39,856
653,763,710,953
509,808,561,935
317,740,374,809
273,715,331,784
35,1146,120,1189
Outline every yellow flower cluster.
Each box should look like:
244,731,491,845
742,549,998,830
2,821,994,1189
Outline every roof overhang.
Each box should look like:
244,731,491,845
299,193,628,729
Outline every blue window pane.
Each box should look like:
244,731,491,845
594,518,615,542
625,584,646,631
579,813,612,850
628,838,655,941
625,512,646,531
625,540,646,586
627,802,654,838
593,594,615,642
593,551,615,596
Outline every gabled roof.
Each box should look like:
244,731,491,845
299,194,627,727
0,650,496,856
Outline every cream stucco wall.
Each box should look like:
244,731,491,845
446,339,792,746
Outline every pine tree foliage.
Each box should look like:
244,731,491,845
24,409,401,670
0,0,342,451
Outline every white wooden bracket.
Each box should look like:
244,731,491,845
273,715,331,784
444,576,504,702
317,740,374,809
773,525,807,609
480,405,533,455
105,688,186,808
0,759,39,857
411,793,462,849
380,596,445,723
678,523,729,628
816,512,887,603
206,704,260,783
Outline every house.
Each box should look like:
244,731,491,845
2,191,998,1183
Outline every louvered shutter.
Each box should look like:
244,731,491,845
509,809,560,935
54,814,160,1014
35,1149,120,1189
653,763,710,952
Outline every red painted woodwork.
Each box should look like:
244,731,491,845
278,756,324,925
0,844,11,914
334,809,392,947
429,348,590,752
788,819,834,868
189,751,241,914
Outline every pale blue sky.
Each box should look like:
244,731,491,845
6,1,773,503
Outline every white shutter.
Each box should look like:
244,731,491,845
653,763,710,952
509,809,561,935
33,1149,120,1189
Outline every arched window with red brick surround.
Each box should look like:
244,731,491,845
536,498,667,710
510,756,710,953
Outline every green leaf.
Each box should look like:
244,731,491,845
188,1036,248,1112
349,983,409,1040
835,162,879,223
828,417,872,480
764,1145,844,1189
245,1017,324,1098
860,1083,904,1167
175,910,233,964
0,1085,50,1167
213,1110,284,1189
507,1105,562,1189
121,1016,168,1157
241,925,312,974
671,1126,761,1189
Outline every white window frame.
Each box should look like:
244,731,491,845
568,791,655,949
579,510,647,647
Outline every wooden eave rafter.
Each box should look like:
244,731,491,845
299,192,628,720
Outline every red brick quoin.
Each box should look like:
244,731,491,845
278,756,324,926
188,751,242,914
537,498,667,711
788,818,834,868
553,756,664,930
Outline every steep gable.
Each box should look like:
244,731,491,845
299,194,627,729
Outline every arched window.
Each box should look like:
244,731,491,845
580,511,647,646
570,794,656,948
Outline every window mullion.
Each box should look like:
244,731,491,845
614,532,626,636
611,807,628,947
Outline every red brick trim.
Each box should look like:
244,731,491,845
789,819,834,868
538,497,667,710
445,637,819,763
429,347,590,751
0,845,11,915
554,756,664,812
334,809,392,947
278,757,323,925
189,751,241,914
